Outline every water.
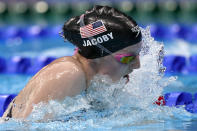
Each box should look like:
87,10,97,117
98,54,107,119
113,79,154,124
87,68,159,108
1,27,197,130
0,36,75,58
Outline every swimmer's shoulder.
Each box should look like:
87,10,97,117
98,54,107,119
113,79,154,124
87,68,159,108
35,56,84,76
46,56,86,81
47,56,84,73
40,56,87,98
29,56,87,91
22,56,87,101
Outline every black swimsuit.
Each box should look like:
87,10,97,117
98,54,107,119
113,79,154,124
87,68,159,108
4,99,15,119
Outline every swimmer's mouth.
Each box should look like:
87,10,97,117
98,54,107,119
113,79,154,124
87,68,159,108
123,74,129,83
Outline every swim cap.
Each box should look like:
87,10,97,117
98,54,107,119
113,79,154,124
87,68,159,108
62,5,142,59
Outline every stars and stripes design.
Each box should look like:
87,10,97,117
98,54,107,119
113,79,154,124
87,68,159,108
80,20,107,38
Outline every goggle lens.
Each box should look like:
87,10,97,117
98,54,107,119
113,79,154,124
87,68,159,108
120,56,135,64
115,54,136,64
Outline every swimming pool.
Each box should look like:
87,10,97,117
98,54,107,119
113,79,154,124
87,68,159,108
0,27,197,130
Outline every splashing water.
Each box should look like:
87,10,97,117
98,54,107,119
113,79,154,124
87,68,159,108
2,27,197,130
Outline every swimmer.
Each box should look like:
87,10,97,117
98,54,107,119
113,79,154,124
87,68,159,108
3,5,142,119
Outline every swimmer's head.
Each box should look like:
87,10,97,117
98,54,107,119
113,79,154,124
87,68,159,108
62,5,142,59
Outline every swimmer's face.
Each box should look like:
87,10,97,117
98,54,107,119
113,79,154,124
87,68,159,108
101,41,142,81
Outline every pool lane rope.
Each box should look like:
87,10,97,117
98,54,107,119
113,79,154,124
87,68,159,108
155,92,197,113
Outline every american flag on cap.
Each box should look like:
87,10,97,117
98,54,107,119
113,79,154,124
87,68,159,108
80,20,107,38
